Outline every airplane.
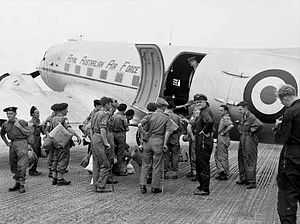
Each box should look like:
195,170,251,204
0,40,299,143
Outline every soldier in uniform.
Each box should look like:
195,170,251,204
164,101,183,179
139,98,178,194
48,103,81,186
91,97,114,192
274,85,300,224
112,103,129,176
186,94,203,179
43,107,57,179
1,107,30,193
215,105,234,180
80,99,102,153
192,94,214,196
28,106,43,176
236,101,263,189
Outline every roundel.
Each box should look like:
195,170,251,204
243,69,298,123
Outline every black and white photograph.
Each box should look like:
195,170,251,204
0,0,299,223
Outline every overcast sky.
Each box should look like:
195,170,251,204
0,0,299,75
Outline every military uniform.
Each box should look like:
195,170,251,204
215,113,233,178
91,109,111,191
49,114,72,184
112,111,129,175
165,110,182,175
237,111,262,187
274,99,300,224
44,113,56,178
28,117,42,175
194,106,214,194
1,116,29,192
139,109,177,191
188,104,200,176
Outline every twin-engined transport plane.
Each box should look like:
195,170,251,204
1,41,299,143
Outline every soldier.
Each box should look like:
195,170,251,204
214,105,234,180
236,101,263,189
112,103,129,176
125,109,135,123
43,107,57,179
139,98,178,194
136,102,157,184
274,84,300,224
91,97,114,192
28,106,43,176
164,101,183,179
1,107,30,193
80,99,102,153
107,99,118,179
186,94,203,179
192,94,214,196
49,103,81,186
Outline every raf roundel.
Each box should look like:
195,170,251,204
243,69,298,123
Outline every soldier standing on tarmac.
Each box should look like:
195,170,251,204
48,103,81,186
274,84,300,224
91,97,116,192
112,103,129,176
28,106,43,176
164,101,183,179
236,101,263,189
192,94,215,196
214,105,234,180
139,98,178,194
1,107,30,193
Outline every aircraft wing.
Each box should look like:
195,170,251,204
0,73,90,123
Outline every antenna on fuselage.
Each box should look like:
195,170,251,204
168,25,173,46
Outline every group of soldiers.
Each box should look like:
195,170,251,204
0,84,299,224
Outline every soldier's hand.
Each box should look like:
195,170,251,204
191,135,195,142
163,145,168,153
6,142,12,147
113,157,117,164
104,143,111,150
76,136,82,145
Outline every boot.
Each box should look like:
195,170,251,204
57,178,71,186
52,178,57,185
9,182,20,192
151,188,162,194
29,170,42,176
18,185,26,193
140,185,147,194
246,183,257,189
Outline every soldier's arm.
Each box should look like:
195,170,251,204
0,124,10,147
64,118,81,144
202,111,214,134
164,119,179,148
98,113,109,146
221,117,234,135
123,116,129,132
249,115,263,133
274,110,292,143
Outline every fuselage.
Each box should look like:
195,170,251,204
39,40,300,143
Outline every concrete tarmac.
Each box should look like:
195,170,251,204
0,142,299,224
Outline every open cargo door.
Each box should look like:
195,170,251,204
133,44,165,112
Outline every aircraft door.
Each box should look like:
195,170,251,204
133,44,165,111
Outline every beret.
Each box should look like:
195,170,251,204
3,107,17,112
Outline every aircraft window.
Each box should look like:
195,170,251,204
100,70,108,79
64,63,70,72
87,67,93,76
132,75,140,86
115,72,123,83
75,65,81,74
